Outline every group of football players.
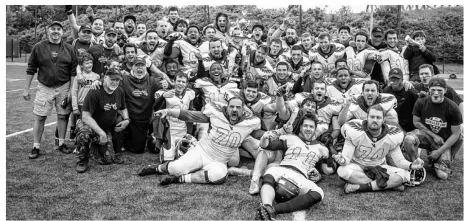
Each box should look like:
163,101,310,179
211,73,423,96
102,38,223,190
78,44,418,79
25,6,463,220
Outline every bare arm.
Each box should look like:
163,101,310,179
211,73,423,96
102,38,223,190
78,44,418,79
162,109,210,123
67,13,80,39
117,108,129,119
437,125,461,154
413,116,439,139
338,103,352,126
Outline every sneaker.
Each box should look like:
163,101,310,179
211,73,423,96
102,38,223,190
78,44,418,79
28,148,40,159
113,153,124,164
257,204,277,220
76,160,89,173
249,178,260,195
137,164,162,176
393,185,405,192
57,144,72,154
160,175,180,186
97,156,112,165
344,183,360,194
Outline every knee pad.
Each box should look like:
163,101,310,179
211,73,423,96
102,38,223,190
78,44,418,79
205,167,228,184
337,166,352,181
262,174,276,188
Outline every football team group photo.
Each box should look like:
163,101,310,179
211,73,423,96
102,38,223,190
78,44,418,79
4,4,464,220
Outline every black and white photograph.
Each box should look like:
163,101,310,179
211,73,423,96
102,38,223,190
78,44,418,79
2,4,464,220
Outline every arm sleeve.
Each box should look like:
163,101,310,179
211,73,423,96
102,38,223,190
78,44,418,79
340,139,355,165
178,110,210,123
26,44,38,75
422,46,437,62
412,99,423,117
119,89,126,110
197,59,208,79
163,39,175,57
291,76,303,94
263,139,288,152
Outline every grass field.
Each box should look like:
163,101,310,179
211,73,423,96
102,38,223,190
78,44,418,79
5,64,464,220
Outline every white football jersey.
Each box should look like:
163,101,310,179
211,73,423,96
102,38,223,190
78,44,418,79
199,102,261,162
155,89,195,132
379,49,408,81
326,79,365,104
194,78,238,104
264,76,294,97
279,134,329,178
136,40,167,69
173,40,200,73
341,119,404,166
345,93,398,122
308,43,346,74
344,46,379,76
225,90,272,117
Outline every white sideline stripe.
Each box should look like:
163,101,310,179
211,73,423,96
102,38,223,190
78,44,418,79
7,79,38,82
456,90,463,95
6,87,37,93
6,122,56,138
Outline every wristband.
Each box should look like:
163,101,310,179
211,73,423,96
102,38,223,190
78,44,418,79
409,162,413,170
124,118,130,123
66,10,73,15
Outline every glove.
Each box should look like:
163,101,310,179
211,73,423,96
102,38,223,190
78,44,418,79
65,5,73,14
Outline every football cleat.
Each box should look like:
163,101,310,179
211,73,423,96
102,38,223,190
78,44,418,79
137,164,162,176
57,144,73,154
28,147,40,159
159,175,180,186
344,183,360,194
257,204,277,220
405,168,427,187
249,178,260,195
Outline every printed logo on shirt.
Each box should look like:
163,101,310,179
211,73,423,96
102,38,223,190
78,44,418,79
132,89,148,97
103,103,118,111
51,51,58,58
425,117,447,133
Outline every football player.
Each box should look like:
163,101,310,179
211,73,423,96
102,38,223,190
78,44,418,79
308,32,346,75
326,68,365,104
266,39,285,68
338,80,399,126
279,45,312,81
164,28,202,75
334,104,425,193
264,61,295,99
198,38,235,77
154,73,195,161
137,97,263,186
270,17,301,53
254,113,329,220
291,61,325,93
344,31,379,79
133,30,168,72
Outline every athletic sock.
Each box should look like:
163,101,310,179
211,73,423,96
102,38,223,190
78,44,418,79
275,191,322,214
359,183,373,192
59,139,65,146
33,143,40,149
180,174,192,183
158,161,170,174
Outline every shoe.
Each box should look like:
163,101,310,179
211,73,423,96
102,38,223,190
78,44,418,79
344,183,360,194
113,153,124,164
137,164,162,176
76,146,90,173
57,144,72,154
97,156,112,165
308,167,322,183
28,148,40,159
160,175,180,186
257,204,277,220
249,178,260,195
393,185,405,192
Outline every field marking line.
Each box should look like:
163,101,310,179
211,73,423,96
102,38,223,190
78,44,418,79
6,87,37,93
456,90,463,95
6,79,38,82
6,122,57,138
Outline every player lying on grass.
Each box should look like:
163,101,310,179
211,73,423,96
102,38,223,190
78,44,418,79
137,97,265,185
254,113,329,220
334,104,425,194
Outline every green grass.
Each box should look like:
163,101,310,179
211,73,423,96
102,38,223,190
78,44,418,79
5,64,464,220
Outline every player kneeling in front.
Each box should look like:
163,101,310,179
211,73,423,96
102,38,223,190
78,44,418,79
255,113,329,220
335,104,425,194
137,97,263,185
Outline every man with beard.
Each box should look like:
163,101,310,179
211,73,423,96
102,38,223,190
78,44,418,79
214,13,230,41
164,27,202,74
133,30,168,71
379,29,410,81
309,32,346,75
167,7,180,28
291,61,325,93
334,105,425,193
75,68,129,172
123,15,136,37
402,78,462,180
334,25,352,48
199,27,228,57
137,97,263,186
71,25,94,57
156,20,171,41
280,45,312,81
113,21,128,48
265,39,285,68
254,113,329,220
154,73,195,161
120,43,165,79
412,64,463,114
271,18,300,53
25,21,78,159
344,31,382,82
326,68,365,104
300,32,315,56
244,45,275,91
87,28,121,76
403,31,438,82
382,68,419,132
66,5,105,45
337,80,398,126
194,62,239,139
198,38,232,74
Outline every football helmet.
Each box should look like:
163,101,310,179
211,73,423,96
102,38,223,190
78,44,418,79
174,134,198,159
405,168,426,187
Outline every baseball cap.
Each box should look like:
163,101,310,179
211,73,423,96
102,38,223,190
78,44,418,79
371,26,384,37
79,24,92,32
48,21,63,28
105,68,122,80
252,24,265,32
105,28,117,35
428,78,447,89
388,68,403,79
133,57,146,66
124,15,136,23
